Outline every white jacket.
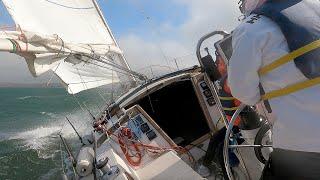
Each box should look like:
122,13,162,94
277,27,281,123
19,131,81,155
228,14,320,153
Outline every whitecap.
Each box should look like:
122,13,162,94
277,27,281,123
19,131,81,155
17,96,33,100
39,112,58,119
10,126,62,141
8,126,61,155
3,108,93,160
17,96,40,100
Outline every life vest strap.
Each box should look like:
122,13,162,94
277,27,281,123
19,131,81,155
219,96,236,100
223,107,239,111
262,76,320,100
258,39,320,100
259,39,320,76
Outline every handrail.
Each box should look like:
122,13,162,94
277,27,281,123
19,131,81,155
196,30,230,127
196,30,229,67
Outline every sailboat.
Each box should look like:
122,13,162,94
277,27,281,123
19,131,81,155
0,1,272,179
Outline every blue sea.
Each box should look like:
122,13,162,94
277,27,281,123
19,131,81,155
0,87,113,180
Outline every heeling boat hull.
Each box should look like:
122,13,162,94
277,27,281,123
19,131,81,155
83,67,223,179
63,68,270,179
76,67,267,180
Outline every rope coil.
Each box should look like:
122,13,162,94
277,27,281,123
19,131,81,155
112,127,195,167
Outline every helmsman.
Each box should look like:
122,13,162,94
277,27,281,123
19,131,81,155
228,0,320,179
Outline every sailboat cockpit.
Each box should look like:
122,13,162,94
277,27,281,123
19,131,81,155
65,30,273,180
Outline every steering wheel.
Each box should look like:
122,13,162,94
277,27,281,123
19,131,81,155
223,104,272,180
254,120,272,164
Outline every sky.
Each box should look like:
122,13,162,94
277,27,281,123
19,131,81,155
0,0,241,84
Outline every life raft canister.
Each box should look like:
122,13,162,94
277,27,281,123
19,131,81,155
253,0,320,79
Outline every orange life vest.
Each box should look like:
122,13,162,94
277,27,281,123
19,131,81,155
216,54,241,126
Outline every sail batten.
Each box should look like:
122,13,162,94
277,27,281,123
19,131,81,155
1,0,135,94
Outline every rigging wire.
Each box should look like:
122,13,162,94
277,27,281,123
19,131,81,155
56,85,93,141
44,0,94,10
81,99,96,120
136,64,176,73
80,43,214,79
76,67,89,93
102,0,173,71
60,142,66,175
132,2,172,70
94,0,134,70
40,48,143,83
9,27,146,82
68,87,87,114
66,78,114,85
76,55,146,80
111,67,115,102
87,48,114,103
58,119,68,136
103,0,223,70
46,61,63,87
98,55,147,80
65,48,145,79
66,116,85,145
97,88,107,102
64,96,98,139
77,54,108,111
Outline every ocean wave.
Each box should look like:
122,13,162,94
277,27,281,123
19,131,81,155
9,126,62,154
17,96,41,100
17,94,67,100
10,126,62,141
0,108,92,161
39,111,58,119
9,121,89,147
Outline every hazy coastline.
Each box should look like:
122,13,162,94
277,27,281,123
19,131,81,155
0,83,62,88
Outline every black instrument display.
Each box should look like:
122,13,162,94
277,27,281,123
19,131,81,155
215,35,233,64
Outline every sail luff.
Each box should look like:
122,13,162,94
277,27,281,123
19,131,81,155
91,0,137,86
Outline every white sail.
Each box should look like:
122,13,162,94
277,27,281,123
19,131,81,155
1,0,135,93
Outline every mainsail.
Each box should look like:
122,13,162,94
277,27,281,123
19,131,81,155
0,0,137,94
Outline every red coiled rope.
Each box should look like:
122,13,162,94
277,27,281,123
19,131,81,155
115,127,194,167
117,127,142,166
